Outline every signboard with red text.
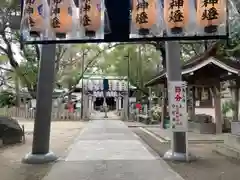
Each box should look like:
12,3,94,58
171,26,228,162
168,81,188,132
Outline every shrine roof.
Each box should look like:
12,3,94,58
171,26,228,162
145,44,240,87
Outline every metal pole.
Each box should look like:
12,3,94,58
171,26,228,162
163,41,188,161
22,44,57,164
148,87,152,118
81,52,85,119
127,52,130,119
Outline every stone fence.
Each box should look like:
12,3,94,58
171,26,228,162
0,107,84,121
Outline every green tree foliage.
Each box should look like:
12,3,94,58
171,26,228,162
99,44,160,98
0,0,68,97
222,100,235,117
0,90,16,107
55,43,119,99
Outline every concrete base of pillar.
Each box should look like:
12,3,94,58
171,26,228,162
22,151,58,164
163,149,196,162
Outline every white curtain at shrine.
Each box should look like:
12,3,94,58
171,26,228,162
88,80,93,91
93,91,119,97
78,78,135,91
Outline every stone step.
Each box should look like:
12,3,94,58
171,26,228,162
214,144,240,159
144,129,224,144
224,134,240,150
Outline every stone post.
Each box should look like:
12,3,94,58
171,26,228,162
136,108,139,122
88,95,92,116
118,96,122,110
123,92,129,121
86,94,89,119
211,85,222,134
83,93,88,120
92,97,95,111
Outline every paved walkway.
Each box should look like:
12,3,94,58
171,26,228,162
90,111,120,120
42,119,184,180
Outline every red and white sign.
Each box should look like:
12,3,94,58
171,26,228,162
168,81,188,132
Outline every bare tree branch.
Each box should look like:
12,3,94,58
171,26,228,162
0,45,8,54
34,44,40,60
0,66,13,71
128,76,149,96
57,43,121,99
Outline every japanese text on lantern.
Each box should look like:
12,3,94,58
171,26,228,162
25,0,35,27
201,0,219,21
82,0,91,27
168,0,184,23
51,0,62,28
135,0,149,25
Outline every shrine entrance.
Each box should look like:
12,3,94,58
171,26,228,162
73,75,136,116
94,97,116,110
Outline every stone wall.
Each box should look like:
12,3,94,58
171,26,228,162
188,114,216,134
188,121,216,134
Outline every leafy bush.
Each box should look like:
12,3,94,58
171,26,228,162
222,100,234,116
0,91,16,108
150,105,162,121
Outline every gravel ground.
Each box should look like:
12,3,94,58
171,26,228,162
0,121,86,180
133,127,240,180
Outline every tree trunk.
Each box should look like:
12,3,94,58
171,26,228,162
68,84,72,101
155,42,166,69
15,75,20,107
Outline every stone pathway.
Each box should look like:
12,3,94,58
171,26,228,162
42,119,184,180
90,111,120,120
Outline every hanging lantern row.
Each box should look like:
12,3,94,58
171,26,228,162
132,0,227,35
21,0,227,39
21,0,103,38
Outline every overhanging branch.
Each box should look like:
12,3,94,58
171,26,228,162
57,43,121,99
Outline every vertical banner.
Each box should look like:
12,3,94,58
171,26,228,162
168,81,188,132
